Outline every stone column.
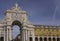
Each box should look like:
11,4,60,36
42,37,44,41
27,30,28,41
7,26,11,41
4,26,7,41
47,37,48,41
38,36,40,41
22,26,28,41
33,30,35,41
55,37,57,41
51,36,53,41
4,26,5,41
25,29,26,41
22,29,25,41
9,27,12,41
7,28,9,41
26,30,27,41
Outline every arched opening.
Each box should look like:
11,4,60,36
29,37,32,41
40,37,42,41
0,37,4,41
57,38,60,41
12,25,20,41
44,37,47,41
49,38,51,41
35,37,38,41
12,20,22,41
53,38,56,41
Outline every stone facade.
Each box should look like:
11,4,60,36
0,3,60,41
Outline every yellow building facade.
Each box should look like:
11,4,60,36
34,25,60,41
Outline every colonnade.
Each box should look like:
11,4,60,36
4,26,12,41
34,37,60,41
3,26,29,41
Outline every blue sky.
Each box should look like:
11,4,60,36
0,0,60,39
0,0,60,26
12,25,20,39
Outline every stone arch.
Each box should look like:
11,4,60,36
11,20,22,41
3,3,34,41
11,20,22,27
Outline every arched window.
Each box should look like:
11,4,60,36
29,37,32,41
35,37,38,41
40,37,42,41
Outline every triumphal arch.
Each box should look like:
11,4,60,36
0,3,60,41
0,3,35,41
